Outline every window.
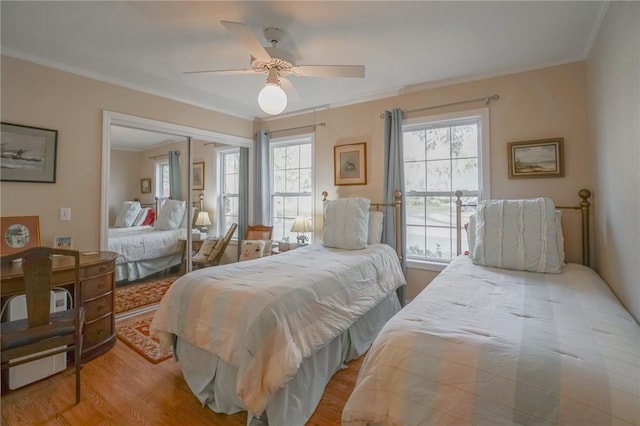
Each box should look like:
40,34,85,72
403,109,489,265
155,160,170,198
218,148,240,238
271,136,313,242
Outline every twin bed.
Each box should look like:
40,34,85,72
343,190,639,426
150,190,639,426
108,198,188,282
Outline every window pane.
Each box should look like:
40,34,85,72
273,170,286,193
285,170,300,192
404,131,426,162
426,196,452,227
298,196,312,217
273,147,286,170
300,144,312,168
225,153,239,173
225,173,238,193
426,127,450,160
285,145,300,169
405,162,426,192
425,159,451,191
451,124,478,158
426,226,452,261
300,169,312,193
452,158,478,191
406,196,425,226
284,196,298,218
406,225,426,259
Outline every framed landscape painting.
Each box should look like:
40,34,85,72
0,122,58,183
507,138,564,179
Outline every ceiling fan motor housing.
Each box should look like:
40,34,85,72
251,46,295,74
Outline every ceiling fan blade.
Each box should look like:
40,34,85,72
183,68,258,76
221,20,272,63
280,77,301,102
292,65,365,78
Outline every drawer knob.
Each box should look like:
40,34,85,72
99,265,106,272
97,305,104,311
98,283,104,290
97,328,104,336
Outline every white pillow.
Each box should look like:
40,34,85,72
466,210,564,263
239,240,266,262
472,198,563,273
322,197,370,250
155,199,186,230
114,201,141,228
368,211,384,244
132,208,150,227
193,237,219,263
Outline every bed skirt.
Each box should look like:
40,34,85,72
115,253,183,282
174,291,401,425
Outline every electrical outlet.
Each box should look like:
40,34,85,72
60,208,71,221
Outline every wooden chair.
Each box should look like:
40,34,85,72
238,224,274,261
245,224,273,241
0,247,84,403
193,223,238,269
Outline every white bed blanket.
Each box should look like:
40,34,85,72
108,226,185,264
343,255,640,426
150,243,406,416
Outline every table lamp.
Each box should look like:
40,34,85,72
291,216,312,245
195,211,211,233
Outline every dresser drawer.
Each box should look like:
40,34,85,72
84,293,113,322
83,275,112,301
83,261,115,279
85,314,113,348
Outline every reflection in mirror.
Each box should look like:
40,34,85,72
108,125,189,307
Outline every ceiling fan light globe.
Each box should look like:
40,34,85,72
258,84,287,115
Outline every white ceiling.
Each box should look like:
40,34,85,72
1,1,607,120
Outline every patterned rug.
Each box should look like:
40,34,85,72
116,312,172,364
115,275,179,315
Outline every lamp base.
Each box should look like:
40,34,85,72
296,234,308,245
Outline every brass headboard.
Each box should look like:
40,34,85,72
321,191,403,262
455,189,592,266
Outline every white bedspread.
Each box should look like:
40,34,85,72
108,226,185,264
150,243,406,416
343,255,640,426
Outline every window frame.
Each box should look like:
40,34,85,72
269,133,314,243
403,107,490,271
154,159,170,199
216,146,241,238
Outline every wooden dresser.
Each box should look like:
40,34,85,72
1,251,118,363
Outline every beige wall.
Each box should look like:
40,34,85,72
257,61,591,299
586,1,640,321
0,56,253,252
108,149,140,225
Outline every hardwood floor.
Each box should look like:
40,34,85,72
1,337,364,425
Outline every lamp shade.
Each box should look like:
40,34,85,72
290,216,312,233
195,211,211,227
258,83,287,115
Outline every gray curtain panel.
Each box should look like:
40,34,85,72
253,130,271,225
383,108,407,305
168,150,182,200
238,146,250,259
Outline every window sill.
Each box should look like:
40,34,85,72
407,259,448,272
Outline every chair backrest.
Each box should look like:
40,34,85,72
245,224,273,241
1,246,80,328
204,223,238,266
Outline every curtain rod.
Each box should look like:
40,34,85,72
379,94,499,119
270,122,326,135
148,154,167,160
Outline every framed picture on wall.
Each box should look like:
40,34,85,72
140,177,152,193
334,142,367,186
192,162,205,190
0,122,58,183
1,216,41,255
507,138,565,179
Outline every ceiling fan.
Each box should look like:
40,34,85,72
184,21,366,115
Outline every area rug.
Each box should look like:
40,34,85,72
116,312,172,364
115,275,179,315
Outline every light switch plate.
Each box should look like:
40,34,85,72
60,208,71,221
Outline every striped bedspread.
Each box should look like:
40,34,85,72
343,255,640,426
150,243,405,416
